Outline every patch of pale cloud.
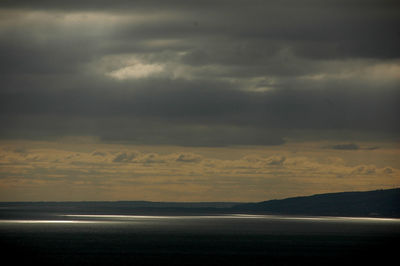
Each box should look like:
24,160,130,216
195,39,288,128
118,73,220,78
383,167,394,174
176,153,202,163
91,151,107,156
0,9,172,35
350,165,377,175
12,147,28,154
265,155,286,166
238,154,287,169
108,62,164,80
95,54,169,80
362,62,400,83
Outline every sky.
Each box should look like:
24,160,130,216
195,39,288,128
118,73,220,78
0,0,399,202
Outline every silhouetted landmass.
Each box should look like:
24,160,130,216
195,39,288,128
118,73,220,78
0,201,239,219
233,188,400,217
0,188,399,218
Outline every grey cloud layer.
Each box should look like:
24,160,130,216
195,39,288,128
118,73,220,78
0,0,399,145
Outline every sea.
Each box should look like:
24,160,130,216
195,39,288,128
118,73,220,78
1,203,399,266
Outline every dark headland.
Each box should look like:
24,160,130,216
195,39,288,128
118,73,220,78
232,188,400,218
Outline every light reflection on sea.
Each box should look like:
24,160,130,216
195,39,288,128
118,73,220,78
0,214,399,225
1,213,399,265
62,214,400,223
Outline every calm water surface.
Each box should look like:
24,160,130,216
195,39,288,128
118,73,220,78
1,213,399,265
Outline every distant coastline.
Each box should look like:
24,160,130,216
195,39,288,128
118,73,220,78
1,188,399,218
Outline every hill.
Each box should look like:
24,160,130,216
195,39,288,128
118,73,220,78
232,188,400,217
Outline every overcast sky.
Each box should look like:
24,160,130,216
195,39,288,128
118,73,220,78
0,1,399,201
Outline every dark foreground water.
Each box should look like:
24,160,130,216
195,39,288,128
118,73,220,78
1,212,399,266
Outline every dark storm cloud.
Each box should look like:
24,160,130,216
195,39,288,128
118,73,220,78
325,143,382,150
1,83,398,138
0,0,399,145
331,143,360,150
112,152,137,163
108,1,400,61
2,0,399,62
